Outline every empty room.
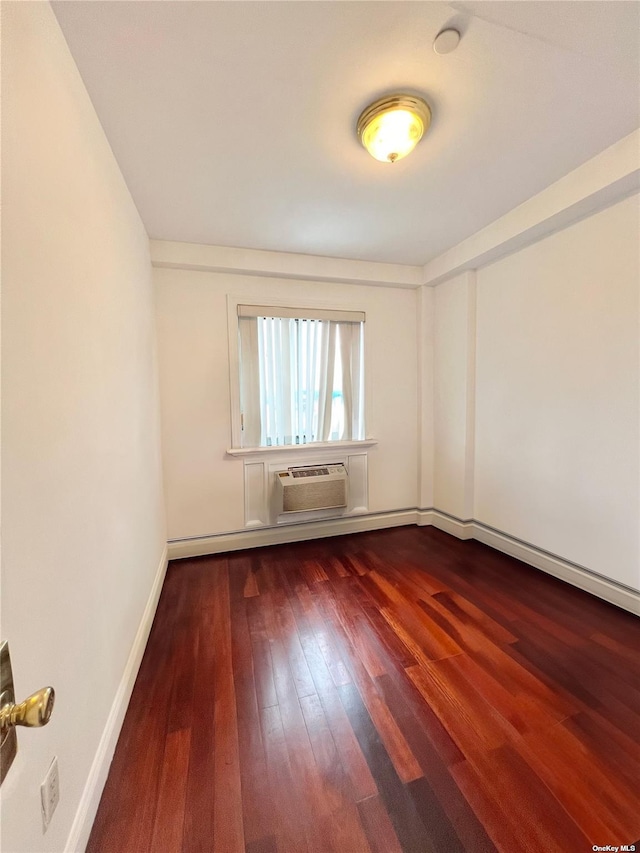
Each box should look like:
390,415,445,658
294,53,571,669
2,1,639,852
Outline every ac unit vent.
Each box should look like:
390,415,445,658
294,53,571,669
276,465,348,514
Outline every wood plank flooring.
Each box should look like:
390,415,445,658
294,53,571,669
87,526,640,853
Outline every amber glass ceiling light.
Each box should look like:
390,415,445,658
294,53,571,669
357,94,431,163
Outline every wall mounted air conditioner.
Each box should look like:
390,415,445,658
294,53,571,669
275,464,348,515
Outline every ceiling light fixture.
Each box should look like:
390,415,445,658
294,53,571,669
357,94,432,164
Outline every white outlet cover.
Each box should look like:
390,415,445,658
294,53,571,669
41,756,60,832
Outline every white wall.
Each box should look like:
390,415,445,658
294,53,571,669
1,4,166,851
431,194,639,592
154,268,419,541
156,194,639,597
432,271,476,520
474,195,639,591
416,285,434,512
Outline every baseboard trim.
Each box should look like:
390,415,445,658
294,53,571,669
167,510,418,559
415,508,434,527
65,544,169,853
470,522,639,616
431,509,474,540
167,509,639,614
430,510,638,615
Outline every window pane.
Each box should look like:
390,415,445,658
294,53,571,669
239,313,364,447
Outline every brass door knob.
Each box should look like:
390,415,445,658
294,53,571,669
0,686,55,733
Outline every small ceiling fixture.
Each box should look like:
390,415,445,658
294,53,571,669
433,28,461,55
357,93,432,164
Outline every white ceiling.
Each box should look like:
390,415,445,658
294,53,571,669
52,1,640,266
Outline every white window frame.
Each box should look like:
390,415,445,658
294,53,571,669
226,294,374,455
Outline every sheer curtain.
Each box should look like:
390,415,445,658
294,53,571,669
238,313,364,447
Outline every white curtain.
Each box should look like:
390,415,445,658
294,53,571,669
317,321,336,442
238,315,364,447
238,316,262,446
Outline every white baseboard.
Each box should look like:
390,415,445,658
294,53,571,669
471,523,639,616
433,510,638,615
168,508,639,615
64,544,169,853
415,508,434,527
167,509,418,559
430,510,474,540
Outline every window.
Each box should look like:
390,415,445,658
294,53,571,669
237,304,365,448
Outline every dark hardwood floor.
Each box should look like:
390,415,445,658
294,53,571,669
87,526,640,853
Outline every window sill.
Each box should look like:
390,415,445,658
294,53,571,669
226,438,378,458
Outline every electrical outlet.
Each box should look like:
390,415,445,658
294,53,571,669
40,757,60,832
